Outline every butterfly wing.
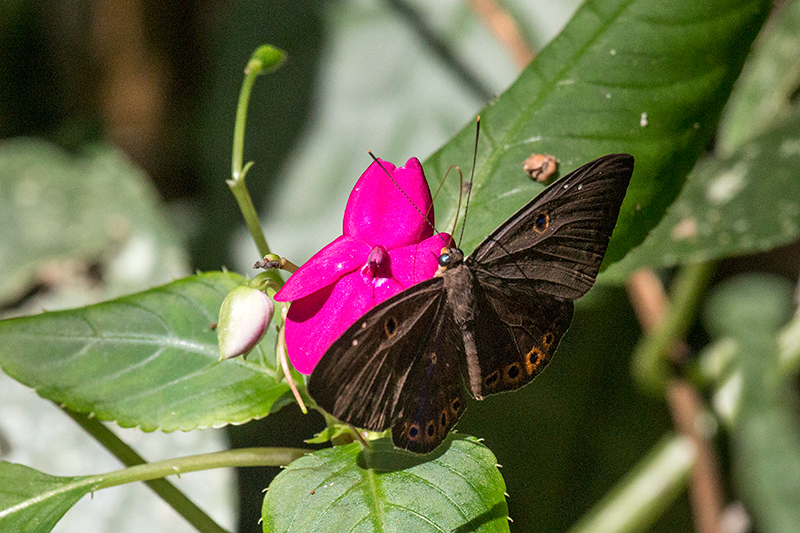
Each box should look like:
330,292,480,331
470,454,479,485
468,153,633,299
459,153,632,397
464,275,574,398
307,277,467,453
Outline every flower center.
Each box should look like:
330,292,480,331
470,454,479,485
361,245,392,282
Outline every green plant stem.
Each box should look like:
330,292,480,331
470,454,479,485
567,435,696,533
230,45,285,187
228,169,271,258
63,407,309,533
632,262,715,394
93,447,309,490
227,45,286,288
62,408,230,533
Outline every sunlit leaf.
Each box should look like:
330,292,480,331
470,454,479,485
0,272,290,431
426,0,770,265
262,436,508,533
604,113,800,280
0,462,97,533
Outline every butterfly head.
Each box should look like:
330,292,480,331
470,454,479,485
435,247,463,276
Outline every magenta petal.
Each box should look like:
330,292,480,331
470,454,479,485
274,235,370,302
389,232,453,289
283,272,375,374
372,276,405,305
344,157,435,249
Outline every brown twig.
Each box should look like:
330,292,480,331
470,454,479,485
626,269,723,533
628,270,669,332
667,380,724,533
467,0,534,69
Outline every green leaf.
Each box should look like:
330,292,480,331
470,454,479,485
262,436,509,533
0,272,291,431
604,113,800,280
718,0,800,154
703,275,800,533
0,139,188,304
733,409,800,533
425,0,770,265
0,462,98,533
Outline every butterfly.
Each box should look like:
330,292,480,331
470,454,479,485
307,153,634,453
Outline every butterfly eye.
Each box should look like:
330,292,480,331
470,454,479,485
533,212,549,233
438,253,451,267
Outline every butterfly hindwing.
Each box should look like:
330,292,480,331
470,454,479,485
468,153,633,300
307,277,467,453
468,274,573,398
390,304,467,453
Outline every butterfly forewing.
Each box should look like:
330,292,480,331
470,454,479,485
468,153,633,300
308,277,467,452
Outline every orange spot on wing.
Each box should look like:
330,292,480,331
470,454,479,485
525,346,546,375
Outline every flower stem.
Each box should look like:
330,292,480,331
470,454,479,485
62,407,308,533
631,262,715,394
62,407,229,533
227,45,286,263
93,447,309,491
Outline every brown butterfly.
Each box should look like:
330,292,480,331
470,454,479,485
308,153,634,453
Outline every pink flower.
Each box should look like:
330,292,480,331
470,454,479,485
274,157,451,374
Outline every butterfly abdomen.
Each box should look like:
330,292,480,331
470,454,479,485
442,265,484,397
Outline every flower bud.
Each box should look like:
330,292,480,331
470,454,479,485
218,286,274,360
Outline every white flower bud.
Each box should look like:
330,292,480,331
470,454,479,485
218,286,274,360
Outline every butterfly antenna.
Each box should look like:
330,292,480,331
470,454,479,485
457,115,481,247
448,166,464,243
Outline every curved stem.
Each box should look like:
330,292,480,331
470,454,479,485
227,45,286,278
93,447,309,490
63,407,309,533
63,407,229,533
